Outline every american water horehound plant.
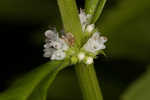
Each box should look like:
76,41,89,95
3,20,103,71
0,0,107,100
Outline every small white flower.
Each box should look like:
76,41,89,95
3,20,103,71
50,39,68,50
44,29,59,41
43,48,55,58
43,29,69,60
79,9,87,26
85,24,95,33
59,39,69,51
78,52,85,61
51,50,66,60
83,32,107,54
100,36,108,43
43,51,52,58
87,14,92,19
79,9,92,32
86,57,93,65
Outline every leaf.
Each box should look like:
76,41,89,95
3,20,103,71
28,60,69,100
100,0,150,33
47,69,82,100
85,0,107,23
0,60,69,100
121,66,150,100
98,0,150,61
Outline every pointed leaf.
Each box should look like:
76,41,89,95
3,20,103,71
98,0,150,61
0,60,69,100
28,60,69,100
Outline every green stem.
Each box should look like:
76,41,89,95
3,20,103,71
57,0,83,47
57,0,103,100
75,63,103,100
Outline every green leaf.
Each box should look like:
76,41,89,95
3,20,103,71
57,0,83,47
85,0,107,23
0,60,69,100
98,0,150,61
100,0,150,33
121,66,150,100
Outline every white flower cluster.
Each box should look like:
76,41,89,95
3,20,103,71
78,9,108,64
79,9,107,54
43,29,69,60
78,52,93,65
43,9,107,64
83,32,107,54
79,9,94,32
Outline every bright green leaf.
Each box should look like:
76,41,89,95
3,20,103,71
0,60,69,100
28,60,69,100
121,66,150,100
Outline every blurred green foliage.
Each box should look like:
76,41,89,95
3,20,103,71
0,0,150,100
99,0,150,61
121,66,150,100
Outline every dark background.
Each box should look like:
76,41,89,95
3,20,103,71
0,0,150,100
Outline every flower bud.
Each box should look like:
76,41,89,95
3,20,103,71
78,52,85,61
86,57,93,65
